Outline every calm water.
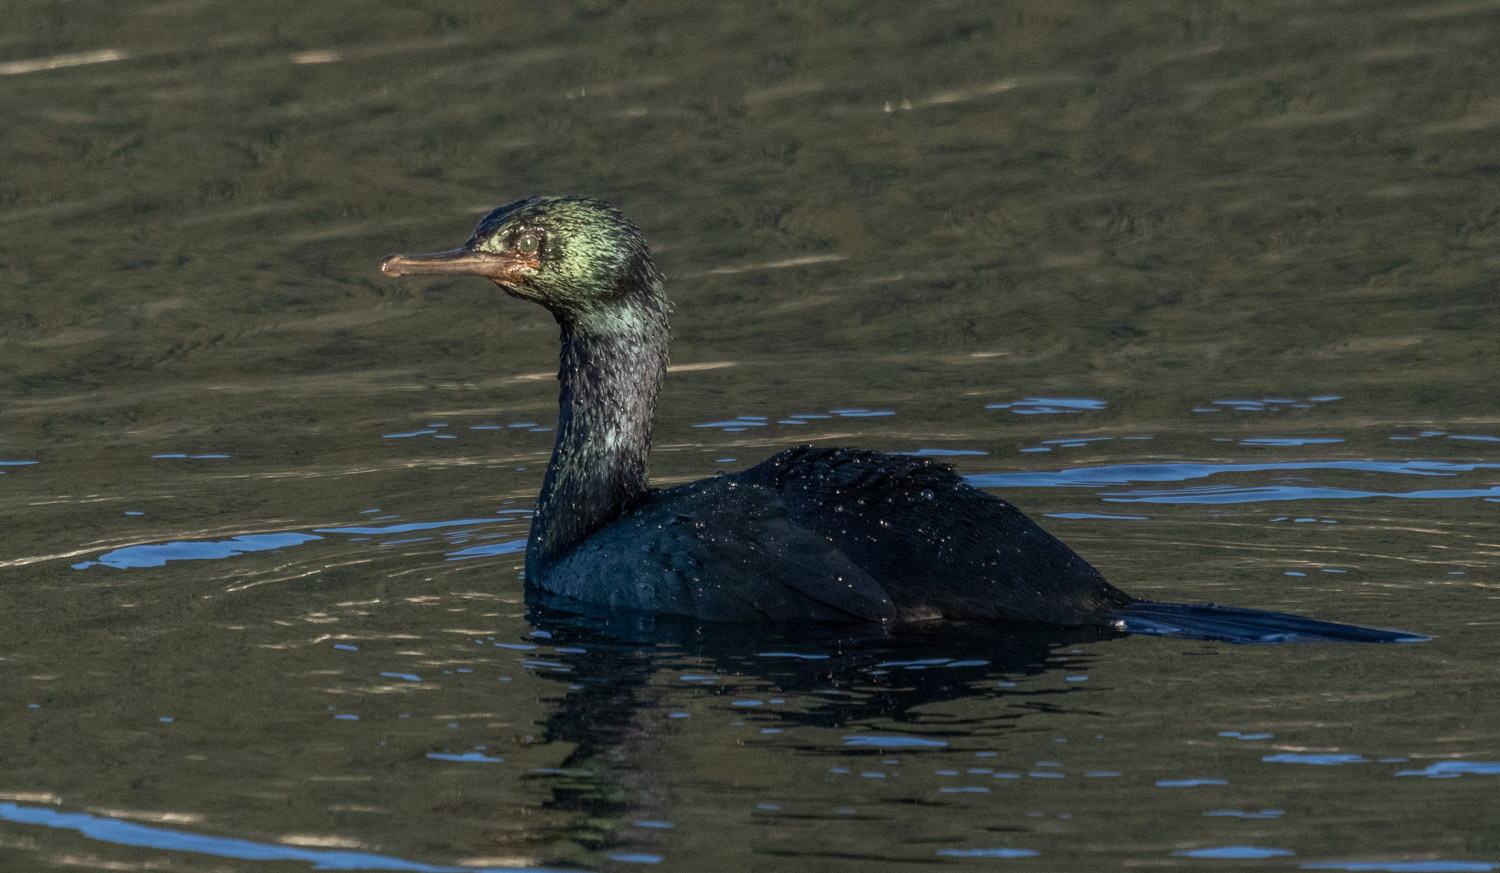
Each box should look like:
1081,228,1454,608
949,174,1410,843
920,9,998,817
4,1,1500,870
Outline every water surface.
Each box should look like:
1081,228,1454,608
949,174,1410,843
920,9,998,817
3,1,1500,870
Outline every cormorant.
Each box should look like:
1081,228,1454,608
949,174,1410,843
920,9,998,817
381,196,1423,643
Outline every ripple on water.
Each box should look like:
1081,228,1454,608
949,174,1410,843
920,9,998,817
968,459,1500,504
71,532,323,569
842,736,949,748
987,397,1106,414
936,848,1038,858
1174,846,1294,859
1263,753,1370,765
0,803,541,872
1395,762,1500,778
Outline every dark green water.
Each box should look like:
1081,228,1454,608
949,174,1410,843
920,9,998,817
3,1,1500,870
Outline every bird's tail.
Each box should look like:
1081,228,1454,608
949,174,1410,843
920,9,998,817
1111,601,1428,644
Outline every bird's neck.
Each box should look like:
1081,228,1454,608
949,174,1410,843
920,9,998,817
526,299,669,578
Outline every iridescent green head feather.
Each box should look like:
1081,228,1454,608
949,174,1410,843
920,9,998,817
382,196,668,328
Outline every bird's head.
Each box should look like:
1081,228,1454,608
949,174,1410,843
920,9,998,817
381,196,664,322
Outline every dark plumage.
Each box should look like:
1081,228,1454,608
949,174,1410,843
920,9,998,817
382,196,1424,643
554,446,1129,624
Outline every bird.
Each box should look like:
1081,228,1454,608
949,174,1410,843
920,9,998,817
381,196,1424,643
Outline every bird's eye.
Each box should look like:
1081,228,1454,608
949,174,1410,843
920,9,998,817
516,233,540,255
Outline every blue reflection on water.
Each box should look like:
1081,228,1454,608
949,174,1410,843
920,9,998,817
1176,846,1294,859
971,460,1500,488
426,752,504,763
969,460,1500,504
1105,484,1500,505
694,407,893,431
1395,762,1500,778
1196,396,1339,412
842,735,948,748
0,803,574,872
605,853,663,864
73,514,534,570
987,397,1106,414
446,539,528,560
1263,753,1370,765
72,533,323,569
315,519,502,536
1304,863,1496,872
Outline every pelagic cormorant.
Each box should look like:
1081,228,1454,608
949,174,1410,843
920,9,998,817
382,196,1423,643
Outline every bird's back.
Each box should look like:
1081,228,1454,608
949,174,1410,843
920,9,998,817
740,447,1133,623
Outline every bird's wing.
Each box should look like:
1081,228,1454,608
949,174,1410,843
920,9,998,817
743,446,1133,624
543,477,898,623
